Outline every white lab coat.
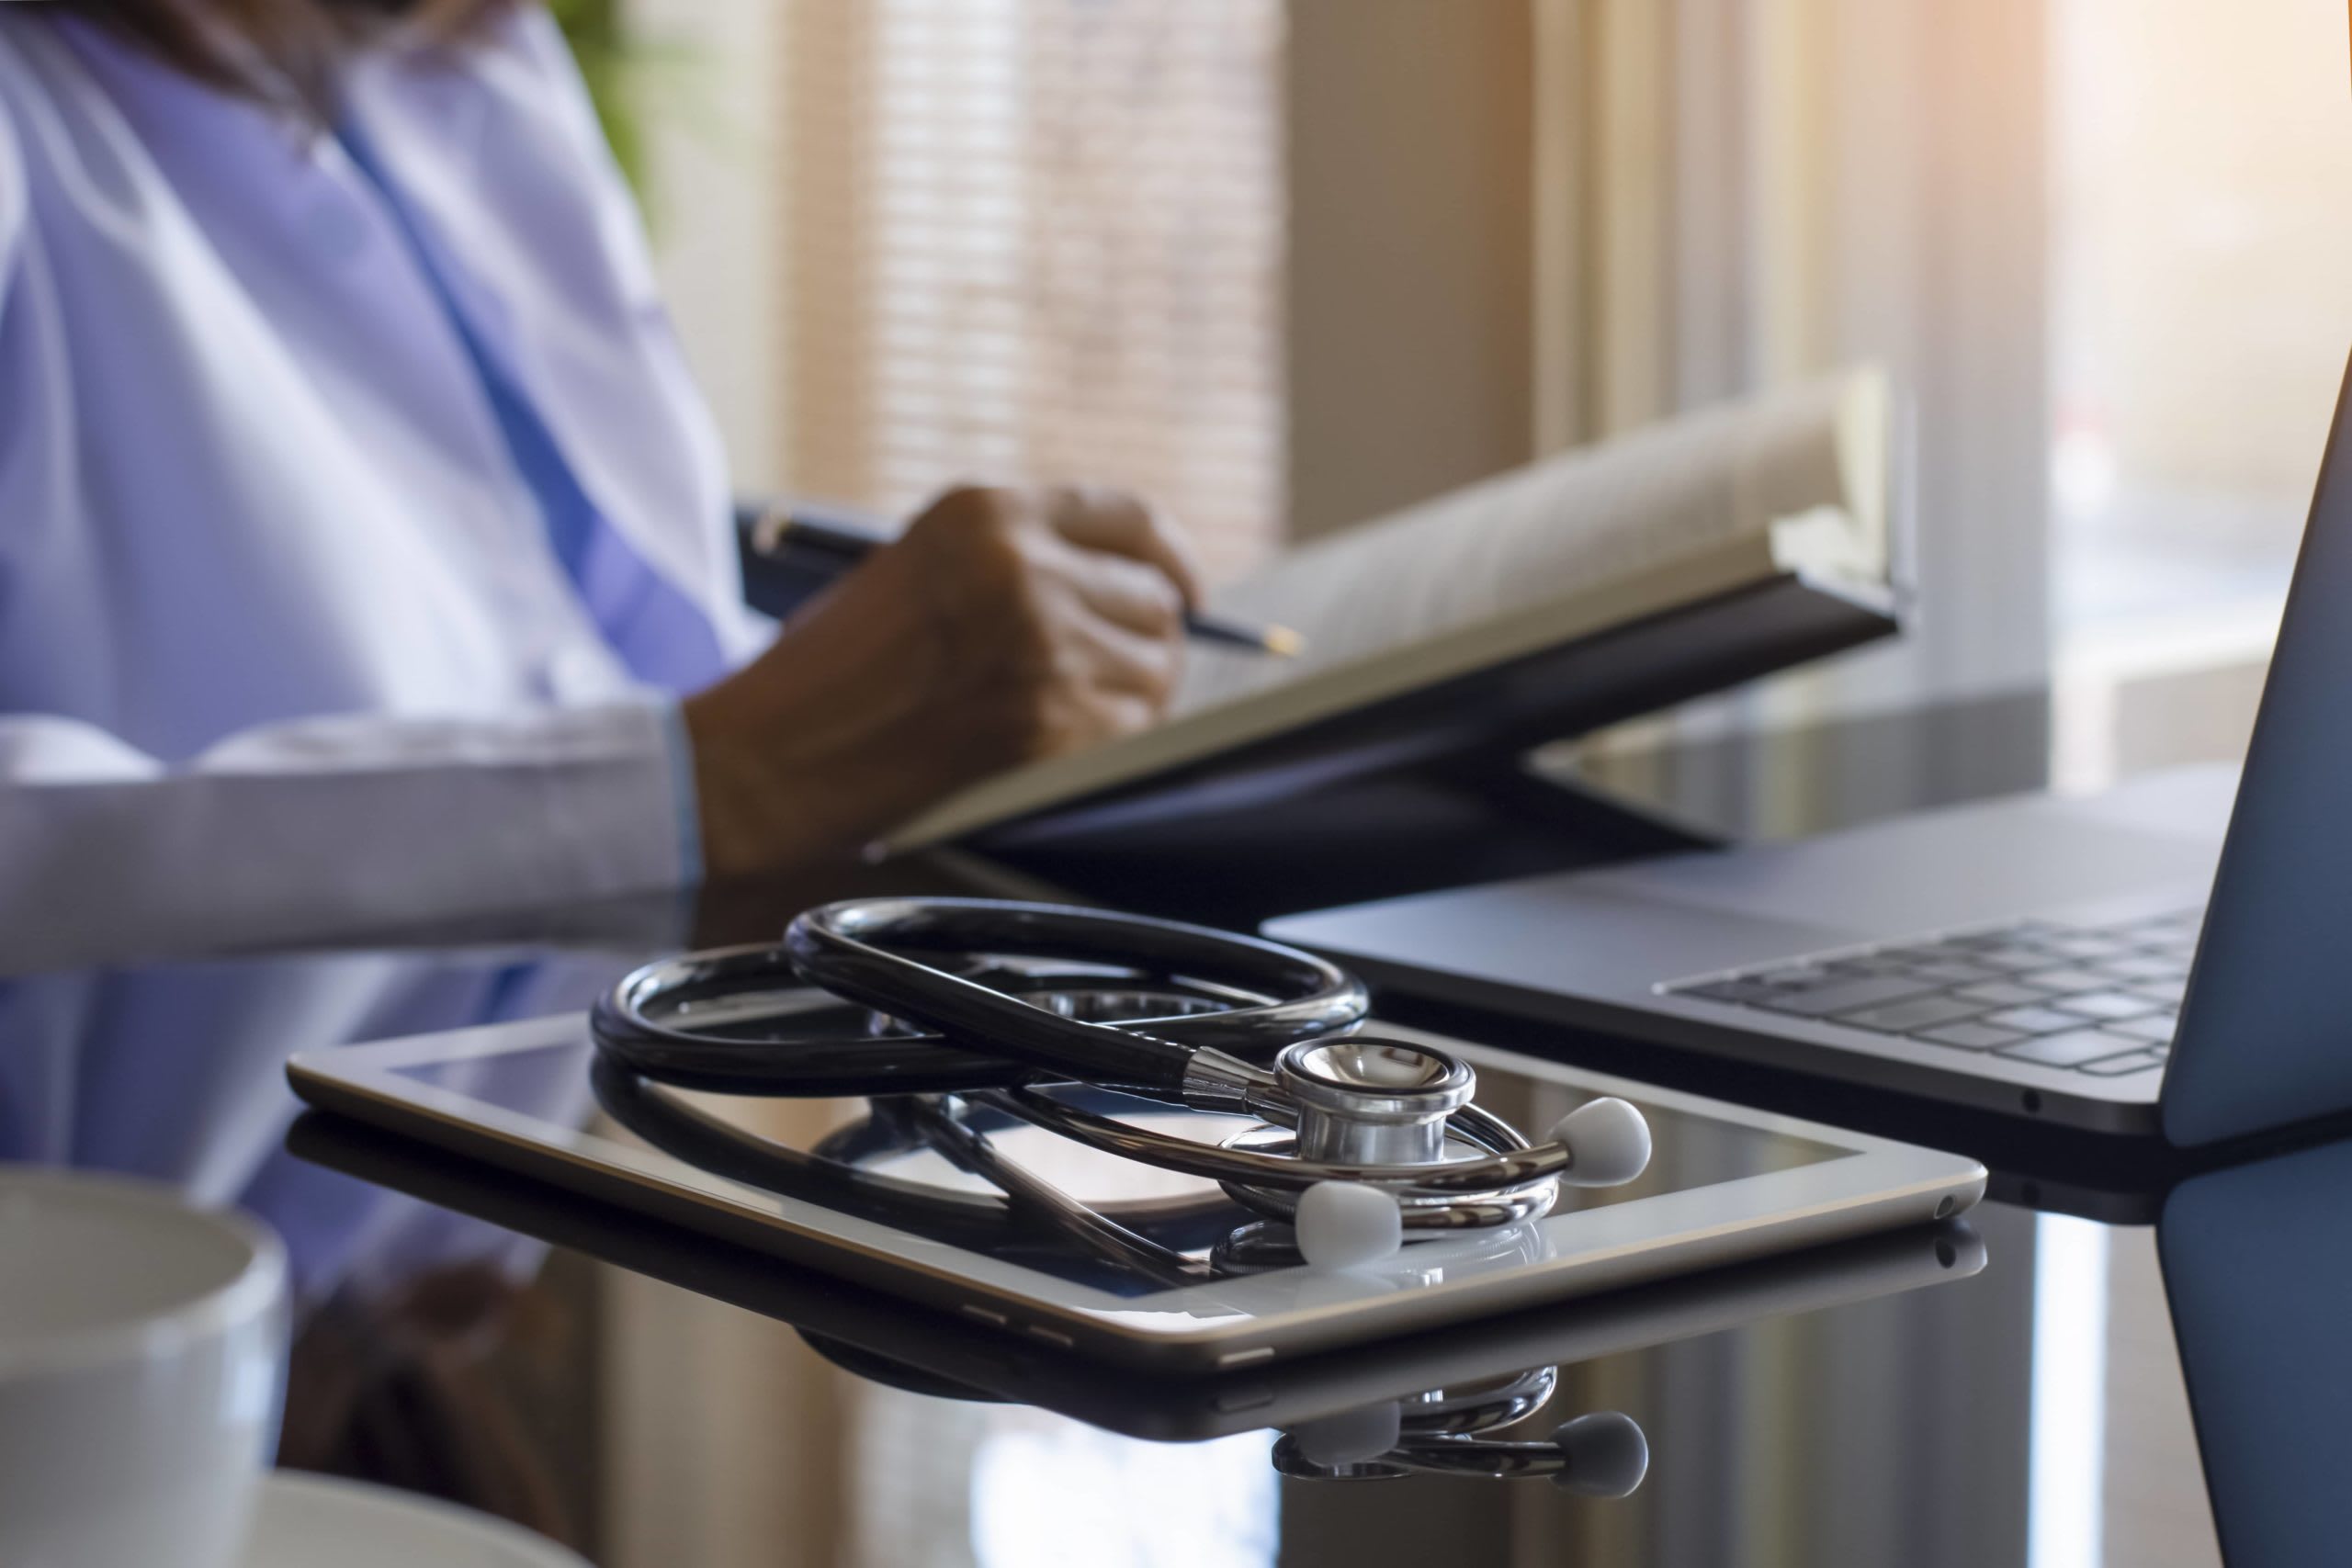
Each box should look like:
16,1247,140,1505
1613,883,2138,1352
0,8,764,964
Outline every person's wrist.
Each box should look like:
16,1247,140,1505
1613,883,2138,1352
679,630,966,879
679,688,775,883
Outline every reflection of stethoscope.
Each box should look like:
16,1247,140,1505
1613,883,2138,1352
803,1325,1651,1495
592,898,1651,1267
1273,1368,1649,1494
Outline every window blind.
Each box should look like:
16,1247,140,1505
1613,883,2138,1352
781,0,1286,579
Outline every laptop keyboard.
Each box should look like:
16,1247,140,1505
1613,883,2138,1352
1659,909,2202,1077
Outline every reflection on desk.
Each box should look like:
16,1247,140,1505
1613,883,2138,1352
2161,1135,2352,1566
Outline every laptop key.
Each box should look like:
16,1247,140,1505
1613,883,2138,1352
2079,1048,2167,1077
1973,945,2061,973
1750,975,1943,1018
1980,1006,2088,1035
2099,1012,2177,1043
1836,995,1990,1033
1916,1021,2029,1052
2133,978,2190,1007
2054,991,2163,1021
1952,980,2052,1007
1998,1030,2152,1068
2038,935,2133,962
2016,967,2112,995
2098,953,2188,982
1901,960,2005,985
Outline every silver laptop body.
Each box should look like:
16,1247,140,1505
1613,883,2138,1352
1270,352,2352,1145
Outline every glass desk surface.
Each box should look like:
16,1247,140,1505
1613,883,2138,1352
6,682,2317,1567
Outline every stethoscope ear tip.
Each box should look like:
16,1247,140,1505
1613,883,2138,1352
1294,1180,1404,1269
1549,1097,1653,1188
1550,1410,1650,1497
1287,1399,1406,1470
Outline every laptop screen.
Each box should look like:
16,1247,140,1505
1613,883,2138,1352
2162,348,2352,1145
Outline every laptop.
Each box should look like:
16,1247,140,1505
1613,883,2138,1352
1268,353,2352,1147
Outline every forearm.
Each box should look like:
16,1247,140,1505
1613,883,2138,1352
0,705,694,968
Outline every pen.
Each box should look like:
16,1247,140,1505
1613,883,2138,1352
749,503,1305,659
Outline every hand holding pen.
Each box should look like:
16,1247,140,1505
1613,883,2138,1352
691,484,1291,883
750,498,1304,658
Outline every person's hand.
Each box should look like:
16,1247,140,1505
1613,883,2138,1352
682,483,1204,880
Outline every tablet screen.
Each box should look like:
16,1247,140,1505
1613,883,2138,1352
380,1035,1853,1300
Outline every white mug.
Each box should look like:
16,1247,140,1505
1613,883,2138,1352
0,1166,288,1568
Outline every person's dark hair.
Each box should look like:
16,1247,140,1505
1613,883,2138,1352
59,0,508,118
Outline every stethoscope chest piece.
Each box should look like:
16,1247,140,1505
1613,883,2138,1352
1280,1039,1475,1166
1218,1038,1560,1242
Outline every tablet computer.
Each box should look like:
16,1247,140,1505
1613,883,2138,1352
288,1107,1986,1444
288,1011,1984,1371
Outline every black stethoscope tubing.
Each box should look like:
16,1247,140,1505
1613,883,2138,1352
592,898,1372,1100
593,944,1039,1096
588,1054,1238,1261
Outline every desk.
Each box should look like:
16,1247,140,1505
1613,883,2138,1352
264,1098,2245,1568
0,682,2288,1568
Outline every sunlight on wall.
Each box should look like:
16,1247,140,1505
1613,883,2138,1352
2052,0,2352,626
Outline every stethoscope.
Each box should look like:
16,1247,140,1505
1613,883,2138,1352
1272,1369,1649,1494
591,897,1652,1267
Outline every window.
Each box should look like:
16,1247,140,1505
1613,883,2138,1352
778,0,1288,580
2049,0,2352,637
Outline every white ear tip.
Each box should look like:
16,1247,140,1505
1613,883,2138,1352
1549,1097,1652,1187
1550,1411,1649,1497
1295,1181,1403,1269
